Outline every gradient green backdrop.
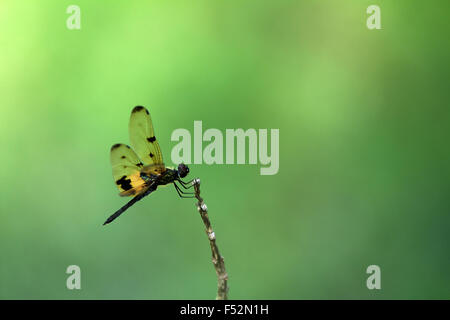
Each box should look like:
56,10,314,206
0,0,449,299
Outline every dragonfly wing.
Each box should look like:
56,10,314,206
129,106,164,166
110,143,147,196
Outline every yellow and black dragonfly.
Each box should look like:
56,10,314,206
103,106,193,225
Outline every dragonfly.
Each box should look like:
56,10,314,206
103,106,194,225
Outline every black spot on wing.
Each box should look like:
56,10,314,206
132,105,149,114
121,156,126,159
116,175,132,191
147,136,156,143
132,106,145,113
149,153,154,158
136,162,143,167
111,144,122,151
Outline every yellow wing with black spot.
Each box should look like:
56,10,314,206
129,106,164,166
110,143,148,197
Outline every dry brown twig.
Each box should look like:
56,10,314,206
192,178,229,300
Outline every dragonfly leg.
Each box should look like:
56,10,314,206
177,178,195,189
174,182,195,198
176,183,195,196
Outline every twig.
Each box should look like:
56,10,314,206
192,178,229,300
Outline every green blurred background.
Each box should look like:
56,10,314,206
0,0,449,299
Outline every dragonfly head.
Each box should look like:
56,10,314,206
177,163,189,178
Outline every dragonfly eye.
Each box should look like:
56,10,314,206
178,163,189,178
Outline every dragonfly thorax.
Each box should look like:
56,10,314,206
139,164,189,187
157,169,180,186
